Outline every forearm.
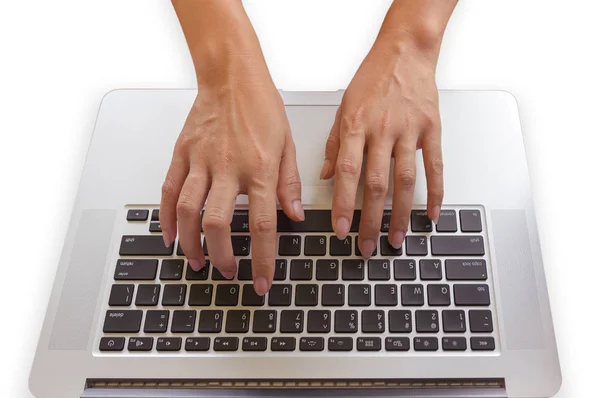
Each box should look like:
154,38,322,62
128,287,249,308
171,0,269,87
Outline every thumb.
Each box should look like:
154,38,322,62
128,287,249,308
277,134,304,221
321,107,341,180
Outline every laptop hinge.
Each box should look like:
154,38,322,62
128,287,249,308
81,387,507,398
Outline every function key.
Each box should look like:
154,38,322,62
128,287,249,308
214,337,239,352
442,337,467,351
385,337,409,351
330,236,352,256
328,337,353,351
127,209,149,221
160,259,184,281
242,337,268,351
411,210,432,232
460,210,482,232
271,337,296,351
414,337,438,351
436,210,457,232
405,236,428,256
185,337,210,352
99,337,125,352
300,337,324,351
151,209,159,221
157,337,182,352
128,337,153,351
471,337,495,351
357,337,381,351
114,259,158,280
279,235,301,256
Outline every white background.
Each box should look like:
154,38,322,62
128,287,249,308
0,0,598,396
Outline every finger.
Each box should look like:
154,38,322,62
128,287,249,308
422,125,444,223
202,178,238,277
159,155,189,246
358,140,393,257
176,171,209,271
277,134,304,221
248,179,278,296
331,130,365,239
389,140,417,249
320,107,341,180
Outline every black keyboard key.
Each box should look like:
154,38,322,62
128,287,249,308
277,209,333,232
108,284,133,306
446,259,487,280
151,209,159,221
162,284,186,306
104,310,142,332
185,337,210,351
420,259,443,280
342,260,364,280
99,337,125,352
368,260,391,281
389,310,412,333
127,209,149,221
471,337,495,351
454,284,490,306
144,310,169,333
185,261,209,281
328,337,353,351
188,284,213,306
214,337,239,351
198,310,223,333
411,210,432,232
431,236,485,256
401,284,424,306
469,310,494,333
375,284,398,306
225,310,250,333
119,236,173,256
295,284,318,306
149,222,162,232
274,259,287,280
305,235,327,256
114,259,158,280
231,210,249,232
442,310,466,333
316,259,339,280
394,259,416,280
215,284,240,306
414,337,438,351
380,210,391,232
160,259,184,280
290,260,313,280
348,284,371,306
281,310,304,333
177,242,185,256
442,337,467,351
405,236,428,256
428,284,451,306
279,235,301,256
460,210,482,232
242,337,268,351
232,236,250,256
212,267,234,281
157,337,182,351
380,235,402,256
135,284,160,306
300,337,324,351
128,337,153,351
253,310,277,333
330,236,352,256
237,259,253,281
307,310,331,333
334,310,358,333
357,337,381,351
322,284,345,306
268,284,292,306
355,238,377,257
385,337,410,351
271,337,296,351
436,210,457,232
362,310,385,333
416,310,439,333
171,310,196,333
242,284,265,306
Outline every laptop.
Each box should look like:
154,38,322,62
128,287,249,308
28,89,562,398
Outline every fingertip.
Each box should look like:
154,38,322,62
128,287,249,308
334,217,351,239
292,200,305,221
429,205,441,224
254,276,269,296
319,160,330,180
189,259,202,272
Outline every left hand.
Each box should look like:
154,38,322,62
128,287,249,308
320,31,444,256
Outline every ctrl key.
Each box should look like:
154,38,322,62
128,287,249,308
99,337,125,352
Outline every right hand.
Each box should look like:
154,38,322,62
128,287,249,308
159,64,304,296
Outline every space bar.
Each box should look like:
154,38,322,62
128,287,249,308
431,236,485,255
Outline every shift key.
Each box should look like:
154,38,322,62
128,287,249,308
431,236,484,256
119,236,174,256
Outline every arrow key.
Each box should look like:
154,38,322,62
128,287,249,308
157,337,182,352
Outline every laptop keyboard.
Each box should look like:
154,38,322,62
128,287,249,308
98,207,498,354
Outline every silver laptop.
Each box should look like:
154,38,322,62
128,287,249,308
28,89,562,398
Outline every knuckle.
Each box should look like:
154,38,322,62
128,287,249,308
396,168,416,190
202,211,229,231
428,156,444,176
252,215,276,235
161,178,177,200
280,172,302,193
365,171,388,197
336,155,360,178
176,196,198,217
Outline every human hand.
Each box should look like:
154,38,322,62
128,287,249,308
320,30,444,256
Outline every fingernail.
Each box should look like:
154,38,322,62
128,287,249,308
293,200,305,221
391,231,406,249
254,277,269,296
319,160,330,179
431,206,441,224
221,271,235,280
189,259,201,271
163,232,172,247
334,217,350,239
359,239,375,257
